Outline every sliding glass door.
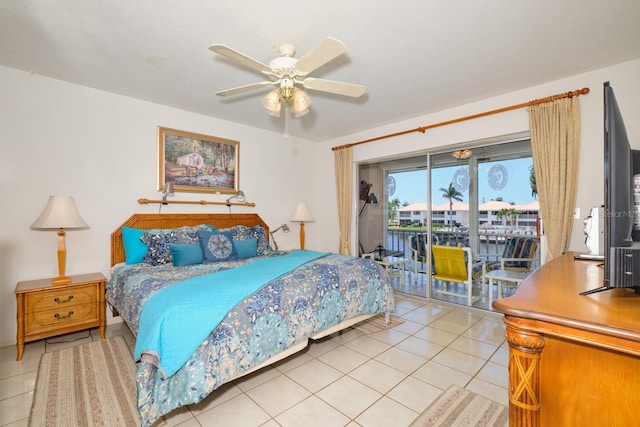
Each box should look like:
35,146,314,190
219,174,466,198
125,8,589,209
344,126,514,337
359,137,538,311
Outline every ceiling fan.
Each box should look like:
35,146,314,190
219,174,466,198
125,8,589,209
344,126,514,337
208,37,366,128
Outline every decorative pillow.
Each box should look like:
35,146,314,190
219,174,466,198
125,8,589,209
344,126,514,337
234,238,258,259
251,225,273,255
218,225,272,256
197,230,238,262
170,244,204,266
141,225,206,266
122,227,148,265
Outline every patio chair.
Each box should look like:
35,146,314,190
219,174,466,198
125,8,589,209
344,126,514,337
486,236,538,273
410,233,429,283
431,244,486,306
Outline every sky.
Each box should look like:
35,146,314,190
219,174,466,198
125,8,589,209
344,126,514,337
389,157,537,206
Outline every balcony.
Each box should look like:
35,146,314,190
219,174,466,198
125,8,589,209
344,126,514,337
380,226,539,309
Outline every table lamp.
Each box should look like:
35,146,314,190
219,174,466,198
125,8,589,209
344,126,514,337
31,196,89,284
291,202,314,250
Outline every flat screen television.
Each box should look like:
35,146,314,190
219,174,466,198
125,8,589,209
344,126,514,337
582,82,640,295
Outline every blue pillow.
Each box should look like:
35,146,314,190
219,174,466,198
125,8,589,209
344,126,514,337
218,225,272,255
170,244,204,266
234,238,258,259
197,230,238,262
122,227,147,264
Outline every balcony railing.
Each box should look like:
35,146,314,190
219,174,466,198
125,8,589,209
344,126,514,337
383,227,539,266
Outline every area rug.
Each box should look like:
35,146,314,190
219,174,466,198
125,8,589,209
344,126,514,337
409,385,508,427
351,313,404,334
30,336,140,427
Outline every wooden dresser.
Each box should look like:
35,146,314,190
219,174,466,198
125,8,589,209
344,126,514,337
15,272,107,360
492,253,640,426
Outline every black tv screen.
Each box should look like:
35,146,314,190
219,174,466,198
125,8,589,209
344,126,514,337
603,81,634,286
582,82,639,295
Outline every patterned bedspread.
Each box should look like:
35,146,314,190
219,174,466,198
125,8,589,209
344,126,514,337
106,251,394,426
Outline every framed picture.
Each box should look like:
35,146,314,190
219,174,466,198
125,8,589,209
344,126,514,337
158,127,239,194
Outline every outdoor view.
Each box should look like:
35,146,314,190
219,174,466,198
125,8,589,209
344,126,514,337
366,141,540,309
389,157,537,230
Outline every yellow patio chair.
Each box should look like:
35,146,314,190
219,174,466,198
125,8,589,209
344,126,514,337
431,245,486,306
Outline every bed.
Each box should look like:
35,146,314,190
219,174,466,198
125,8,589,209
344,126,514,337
106,213,395,426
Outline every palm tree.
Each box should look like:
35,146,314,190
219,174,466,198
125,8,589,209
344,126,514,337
388,197,401,223
497,207,523,226
529,165,538,199
439,182,464,227
496,208,510,226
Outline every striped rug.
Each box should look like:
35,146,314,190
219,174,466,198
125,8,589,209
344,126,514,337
29,336,140,427
409,385,508,427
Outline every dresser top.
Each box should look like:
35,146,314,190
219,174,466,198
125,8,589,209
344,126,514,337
493,253,640,342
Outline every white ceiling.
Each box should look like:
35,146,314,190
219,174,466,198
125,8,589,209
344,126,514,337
2,1,639,141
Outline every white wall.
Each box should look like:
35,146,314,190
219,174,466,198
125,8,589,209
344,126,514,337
0,66,331,347
320,59,640,259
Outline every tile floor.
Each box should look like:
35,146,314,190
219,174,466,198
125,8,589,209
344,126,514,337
0,294,509,427
392,268,519,311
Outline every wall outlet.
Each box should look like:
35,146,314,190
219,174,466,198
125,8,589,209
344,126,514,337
574,208,581,219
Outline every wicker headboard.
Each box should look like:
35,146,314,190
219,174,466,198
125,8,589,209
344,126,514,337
111,213,270,266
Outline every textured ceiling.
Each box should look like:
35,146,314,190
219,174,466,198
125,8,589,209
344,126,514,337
1,1,639,141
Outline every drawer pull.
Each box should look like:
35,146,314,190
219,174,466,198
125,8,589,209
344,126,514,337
54,311,74,320
54,295,74,304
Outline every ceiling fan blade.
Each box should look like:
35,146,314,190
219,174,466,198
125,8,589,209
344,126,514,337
302,78,366,97
216,81,274,97
294,37,346,75
209,44,271,74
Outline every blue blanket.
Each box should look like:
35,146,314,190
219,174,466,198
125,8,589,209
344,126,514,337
134,250,328,377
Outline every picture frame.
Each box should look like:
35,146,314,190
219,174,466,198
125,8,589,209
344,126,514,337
158,127,239,194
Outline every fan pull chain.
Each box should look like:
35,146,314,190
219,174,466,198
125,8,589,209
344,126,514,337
284,103,290,137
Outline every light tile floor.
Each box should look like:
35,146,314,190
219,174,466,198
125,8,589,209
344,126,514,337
0,294,508,427
392,268,519,311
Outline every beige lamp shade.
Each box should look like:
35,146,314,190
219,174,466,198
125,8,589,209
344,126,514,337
31,196,89,230
291,202,314,223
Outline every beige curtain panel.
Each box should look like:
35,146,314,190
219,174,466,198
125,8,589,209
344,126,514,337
334,147,353,255
529,96,581,261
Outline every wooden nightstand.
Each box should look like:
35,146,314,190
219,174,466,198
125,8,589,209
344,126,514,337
14,272,107,361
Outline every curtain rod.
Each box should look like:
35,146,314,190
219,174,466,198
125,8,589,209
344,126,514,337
331,87,589,151
137,198,256,207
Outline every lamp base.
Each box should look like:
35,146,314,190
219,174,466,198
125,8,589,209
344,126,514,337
52,276,72,285
299,222,306,250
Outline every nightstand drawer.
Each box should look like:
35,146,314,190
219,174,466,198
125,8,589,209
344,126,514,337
24,303,98,334
15,272,107,360
24,284,97,313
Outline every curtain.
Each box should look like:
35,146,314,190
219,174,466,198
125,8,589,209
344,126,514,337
334,147,353,255
529,97,581,260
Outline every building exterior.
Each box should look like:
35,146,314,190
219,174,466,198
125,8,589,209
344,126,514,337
398,200,539,231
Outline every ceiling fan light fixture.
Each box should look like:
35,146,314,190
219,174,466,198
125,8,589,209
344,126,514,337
210,37,366,134
280,79,295,101
292,88,311,118
262,89,281,117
